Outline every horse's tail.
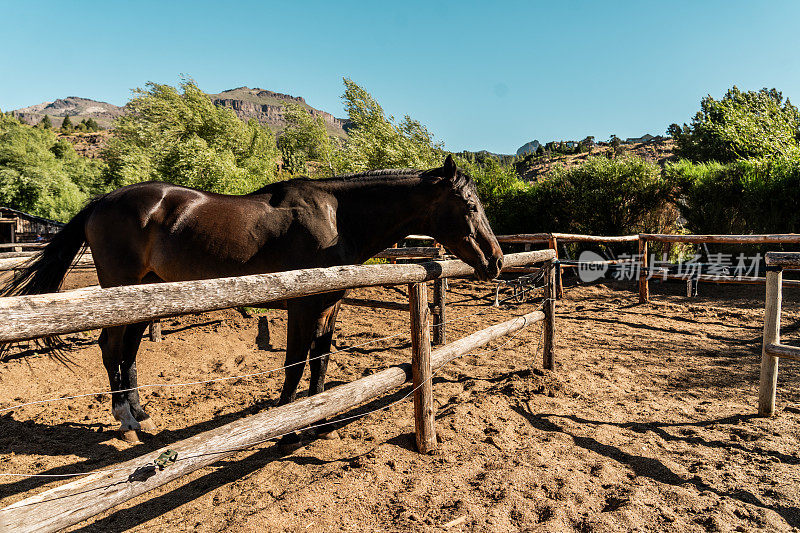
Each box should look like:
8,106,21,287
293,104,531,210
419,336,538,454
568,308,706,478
1,196,104,298
0,196,106,361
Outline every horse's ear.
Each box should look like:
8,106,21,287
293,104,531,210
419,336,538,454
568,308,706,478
443,154,457,181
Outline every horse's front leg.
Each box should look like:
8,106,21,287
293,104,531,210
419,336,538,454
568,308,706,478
276,295,343,449
277,303,317,407
308,295,344,439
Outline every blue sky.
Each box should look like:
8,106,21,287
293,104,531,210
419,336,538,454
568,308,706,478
2,0,799,154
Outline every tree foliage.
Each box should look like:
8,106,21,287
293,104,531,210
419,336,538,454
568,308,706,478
276,103,332,176
102,79,279,193
60,115,73,132
0,113,104,221
672,86,800,162
667,157,800,235
333,79,442,172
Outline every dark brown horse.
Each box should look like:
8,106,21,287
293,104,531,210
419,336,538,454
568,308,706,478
2,155,502,440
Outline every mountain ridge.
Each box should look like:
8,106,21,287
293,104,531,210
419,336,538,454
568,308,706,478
10,88,349,137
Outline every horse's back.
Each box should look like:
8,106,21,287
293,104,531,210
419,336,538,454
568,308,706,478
85,181,341,285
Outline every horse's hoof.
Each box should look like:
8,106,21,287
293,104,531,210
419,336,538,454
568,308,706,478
121,430,142,444
277,433,304,454
318,429,340,440
138,417,157,433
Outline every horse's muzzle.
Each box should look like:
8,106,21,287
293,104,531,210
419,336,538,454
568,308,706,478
487,255,503,280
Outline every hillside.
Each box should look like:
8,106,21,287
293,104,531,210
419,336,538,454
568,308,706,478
11,88,349,139
12,97,124,129
516,138,677,181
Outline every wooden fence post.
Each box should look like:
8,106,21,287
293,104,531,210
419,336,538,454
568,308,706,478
148,320,162,342
432,278,447,345
638,236,649,303
759,267,783,417
543,259,556,370
408,282,436,452
549,236,564,299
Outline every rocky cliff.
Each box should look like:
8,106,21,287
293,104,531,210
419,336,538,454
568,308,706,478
209,87,349,138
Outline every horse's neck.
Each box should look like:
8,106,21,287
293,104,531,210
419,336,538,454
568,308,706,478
330,178,432,261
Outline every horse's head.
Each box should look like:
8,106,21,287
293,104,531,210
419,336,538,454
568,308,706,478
426,155,503,281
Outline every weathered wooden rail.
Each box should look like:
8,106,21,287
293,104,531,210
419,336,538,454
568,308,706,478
0,244,448,343
637,233,800,303
759,252,800,416
497,233,640,299
496,232,800,303
0,250,556,532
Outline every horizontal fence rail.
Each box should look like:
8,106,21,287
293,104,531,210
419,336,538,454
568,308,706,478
0,308,546,532
764,343,800,362
640,233,800,244
497,233,639,244
0,250,555,343
765,252,800,269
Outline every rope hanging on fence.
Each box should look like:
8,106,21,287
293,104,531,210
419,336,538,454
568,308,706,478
0,306,543,478
0,278,545,416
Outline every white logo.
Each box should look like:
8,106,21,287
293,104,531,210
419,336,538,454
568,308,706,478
578,251,608,282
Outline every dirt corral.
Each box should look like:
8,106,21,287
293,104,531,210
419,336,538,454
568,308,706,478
1,271,800,532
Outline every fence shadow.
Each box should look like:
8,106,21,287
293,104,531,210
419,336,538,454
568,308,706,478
68,384,420,532
511,404,800,529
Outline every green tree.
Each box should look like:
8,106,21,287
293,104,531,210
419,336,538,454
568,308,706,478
0,113,105,221
277,103,332,176
102,79,279,193
38,115,52,129
673,86,800,162
609,135,623,157
85,118,100,131
60,115,73,132
333,79,442,172
578,136,595,153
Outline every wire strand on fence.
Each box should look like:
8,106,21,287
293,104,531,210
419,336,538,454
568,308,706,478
0,276,546,415
0,307,542,478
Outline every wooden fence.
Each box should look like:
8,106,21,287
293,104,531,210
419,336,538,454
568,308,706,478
758,252,800,417
0,249,556,532
498,232,800,303
637,234,800,303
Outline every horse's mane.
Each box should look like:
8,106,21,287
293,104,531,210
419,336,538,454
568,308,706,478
248,165,474,196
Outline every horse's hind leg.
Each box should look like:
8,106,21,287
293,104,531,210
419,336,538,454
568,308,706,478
100,326,141,437
120,321,156,432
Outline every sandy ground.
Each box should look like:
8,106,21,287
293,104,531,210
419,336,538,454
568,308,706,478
1,270,800,532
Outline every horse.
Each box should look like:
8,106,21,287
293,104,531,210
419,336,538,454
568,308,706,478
1,155,503,442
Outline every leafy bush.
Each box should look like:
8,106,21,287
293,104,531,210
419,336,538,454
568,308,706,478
333,79,442,172
492,156,675,236
102,79,279,194
0,113,104,221
667,157,800,234
671,86,800,162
